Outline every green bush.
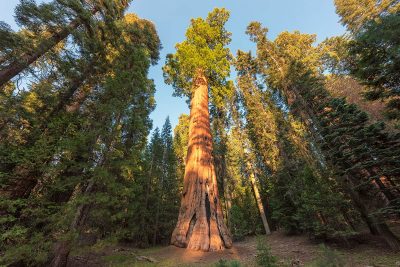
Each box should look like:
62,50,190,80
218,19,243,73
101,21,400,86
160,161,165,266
311,244,345,267
256,237,277,267
215,259,242,267
229,205,249,241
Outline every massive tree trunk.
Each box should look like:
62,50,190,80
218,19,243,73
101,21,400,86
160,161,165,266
170,70,232,251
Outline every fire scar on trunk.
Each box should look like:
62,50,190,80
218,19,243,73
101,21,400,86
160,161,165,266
170,71,232,251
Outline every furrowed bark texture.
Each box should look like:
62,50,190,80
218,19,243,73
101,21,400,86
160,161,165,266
170,71,232,251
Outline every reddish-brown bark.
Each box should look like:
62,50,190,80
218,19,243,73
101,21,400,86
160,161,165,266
170,71,232,251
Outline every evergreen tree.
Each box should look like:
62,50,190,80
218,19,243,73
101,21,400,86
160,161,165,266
156,117,179,245
0,0,132,87
334,0,400,33
163,8,233,251
235,50,351,238
246,21,400,250
0,10,161,265
348,13,400,125
173,114,190,185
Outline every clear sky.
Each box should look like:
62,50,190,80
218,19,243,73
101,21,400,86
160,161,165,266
1,0,345,130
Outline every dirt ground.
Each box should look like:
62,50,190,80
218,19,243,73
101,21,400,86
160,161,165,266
68,231,400,267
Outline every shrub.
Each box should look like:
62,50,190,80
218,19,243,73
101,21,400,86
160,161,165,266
256,237,277,267
312,244,345,267
215,259,242,267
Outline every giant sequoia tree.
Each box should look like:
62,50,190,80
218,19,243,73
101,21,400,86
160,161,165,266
163,8,233,251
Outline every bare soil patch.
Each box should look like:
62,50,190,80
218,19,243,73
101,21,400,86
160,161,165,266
68,229,400,266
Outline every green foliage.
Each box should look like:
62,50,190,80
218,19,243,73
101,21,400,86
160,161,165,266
334,0,400,33
256,237,277,267
234,44,351,239
0,231,51,266
1,2,400,264
136,117,180,247
311,245,345,267
348,13,400,124
163,8,233,108
224,121,265,239
271,165,352,238
215,259,242,267
173,114,189,184
247,19,400,249
0,1,163,264
319,36,351,75
229,204,250,241
246,22,322,92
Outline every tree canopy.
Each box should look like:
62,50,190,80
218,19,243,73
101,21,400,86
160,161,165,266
163,8,233,108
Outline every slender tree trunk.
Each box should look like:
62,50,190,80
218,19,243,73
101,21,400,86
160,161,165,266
140,157,153,247
0,2,109,88
50,178,95,267
224,176,232,228
341,209,357,231
346,178,400,250
247,162,271,235
153,191,161,246
0,20,80,87
170,70,232,251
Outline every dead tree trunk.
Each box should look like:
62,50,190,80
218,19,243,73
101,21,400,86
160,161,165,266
247,162,271,235
170,70,232,251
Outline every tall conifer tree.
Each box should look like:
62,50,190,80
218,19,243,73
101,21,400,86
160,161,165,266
163,8,233,251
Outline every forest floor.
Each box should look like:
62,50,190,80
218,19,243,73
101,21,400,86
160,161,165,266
68,227,400,267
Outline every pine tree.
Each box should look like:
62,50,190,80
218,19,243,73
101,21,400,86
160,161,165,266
334,0,400,33
348,13,400,125
0,0,131,87
234,50,350,238
246,21,400,250
0,11,161,265
173,114,190,185
155,117,179,245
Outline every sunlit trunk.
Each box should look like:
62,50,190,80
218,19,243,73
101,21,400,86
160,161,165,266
0,3,108,88
247,162,271,235
170,70,232,251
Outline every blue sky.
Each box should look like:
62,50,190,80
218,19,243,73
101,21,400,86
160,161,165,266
1,0,345,130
